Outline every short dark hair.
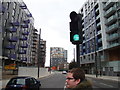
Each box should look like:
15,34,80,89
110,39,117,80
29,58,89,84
68,68,85,82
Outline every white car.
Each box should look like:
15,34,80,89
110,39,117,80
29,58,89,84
62,71,67,74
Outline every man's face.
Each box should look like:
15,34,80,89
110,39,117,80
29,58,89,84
65,72,80,88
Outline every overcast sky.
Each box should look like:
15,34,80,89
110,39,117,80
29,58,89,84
23,0,86,66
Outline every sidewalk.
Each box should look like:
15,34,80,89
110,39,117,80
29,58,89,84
85,74,119,82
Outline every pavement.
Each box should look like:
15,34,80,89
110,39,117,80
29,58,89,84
85,74,120,82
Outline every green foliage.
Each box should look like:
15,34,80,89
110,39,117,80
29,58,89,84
69,60,78,70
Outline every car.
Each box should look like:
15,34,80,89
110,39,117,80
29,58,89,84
5,76,41,90
62,71,67,74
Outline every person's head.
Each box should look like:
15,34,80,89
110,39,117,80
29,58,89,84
65,68,85,88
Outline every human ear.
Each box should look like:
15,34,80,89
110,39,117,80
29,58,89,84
75,79,81,84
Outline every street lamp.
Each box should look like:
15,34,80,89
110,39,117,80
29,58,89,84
94,30,98,77
38,29,41,78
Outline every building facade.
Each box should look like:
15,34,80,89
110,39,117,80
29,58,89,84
50,47,67,67
39,39,46,67
1,1,42,69
79,0,120,76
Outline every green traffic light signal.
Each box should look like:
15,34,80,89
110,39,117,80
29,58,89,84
73,34,79,41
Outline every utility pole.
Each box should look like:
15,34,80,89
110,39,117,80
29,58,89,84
38,28,41,78
76,44,80,67
94,30,98,77
73,48,75,62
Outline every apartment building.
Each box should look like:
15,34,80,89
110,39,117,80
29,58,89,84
39,39,46,67
1,1,37,68
79,0,120,76
50,47,67,67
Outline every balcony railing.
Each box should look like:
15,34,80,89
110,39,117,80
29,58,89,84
20,5,27,9
8,54,16,59
22,32,29,35
24,19,30,23
5,45,15,49
22,24,28,28
107,33,119,41
10,21,20,26
19,50,26,54
19,37,27,40
8,27,17,32
106,24,118,33
27,13,32,17
103,2,114,10
20,44,28,48
8,37,18,42
104,6,116,18
20,58,27,61
105,15,117,25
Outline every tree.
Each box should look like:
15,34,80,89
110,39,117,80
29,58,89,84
69,60,78,70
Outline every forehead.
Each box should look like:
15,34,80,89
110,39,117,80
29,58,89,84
67,72,73,77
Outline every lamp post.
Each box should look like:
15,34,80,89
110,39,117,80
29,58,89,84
94,30,98,77
38,29,41,78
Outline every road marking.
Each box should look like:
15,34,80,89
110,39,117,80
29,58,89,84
100,83,114,87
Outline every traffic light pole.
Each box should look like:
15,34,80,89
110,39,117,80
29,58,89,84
76,44,80,67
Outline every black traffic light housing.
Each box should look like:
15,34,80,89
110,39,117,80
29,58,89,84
69,11,83,45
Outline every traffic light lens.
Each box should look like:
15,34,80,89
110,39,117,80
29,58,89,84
73,34,79,41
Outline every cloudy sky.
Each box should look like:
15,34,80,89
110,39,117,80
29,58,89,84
23,0,86,66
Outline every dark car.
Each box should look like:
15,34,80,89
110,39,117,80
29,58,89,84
5,76,41,90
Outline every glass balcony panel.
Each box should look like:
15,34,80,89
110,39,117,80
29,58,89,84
19,37,27,40
5,45,15,49
19,50,26,54
10,21,19,26
8,27,17,32
22,32,29,35
8,37,18,42
8,54,16,59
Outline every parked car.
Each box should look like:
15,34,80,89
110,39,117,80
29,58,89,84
62,71,67,74
5,76,41,90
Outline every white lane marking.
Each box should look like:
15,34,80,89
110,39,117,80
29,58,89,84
100,83,114,87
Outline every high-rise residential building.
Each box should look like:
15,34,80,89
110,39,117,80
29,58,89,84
1,1,39,68
79,0,120,76
50,47,67,67
39,39,46,67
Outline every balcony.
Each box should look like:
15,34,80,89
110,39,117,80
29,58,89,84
20,58,27,61
20,44,28,48
103,2,114,10
19,50,26,54
108,43,120,48
8,37,18,42
22,32,29,35
20,4,27,9
105,15,117,25
106,24,118,33
8,54,16,59
8,27,17,32
19,37,27,40
107,33,119,41
5,45,15,49
104,6,116,18
24,19,30,23
10,21,20,26
27,13,32,17
22,24,28,28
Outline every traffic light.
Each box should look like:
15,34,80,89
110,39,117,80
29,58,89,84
69,11,83,44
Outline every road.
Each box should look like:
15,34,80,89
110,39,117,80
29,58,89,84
38,72,66,88
87,76,119,90
38,72,119,89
